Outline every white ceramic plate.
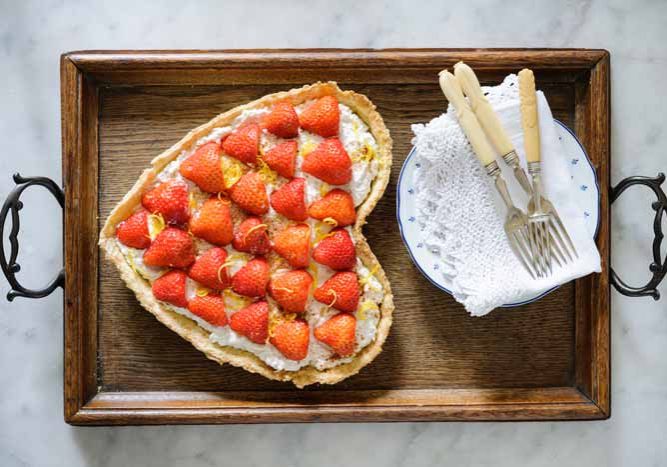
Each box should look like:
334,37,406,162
396,120,600,307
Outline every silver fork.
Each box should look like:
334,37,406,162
519,69,578,277
439,70,537,278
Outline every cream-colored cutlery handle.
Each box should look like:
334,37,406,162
438,70,497,167
518,68,541,163
454,62,514,156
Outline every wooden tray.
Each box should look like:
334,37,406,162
60,49,610,425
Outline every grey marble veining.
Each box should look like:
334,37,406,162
1,1,666,466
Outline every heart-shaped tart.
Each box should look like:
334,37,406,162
99,82,393,387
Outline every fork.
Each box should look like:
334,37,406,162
439,70,537,278
518,68,578,277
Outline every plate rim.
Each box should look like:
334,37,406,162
396,118,600,308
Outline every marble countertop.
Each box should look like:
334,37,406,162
1,1,666,466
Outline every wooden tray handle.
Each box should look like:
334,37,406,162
0,173,64,301
611,173,667,300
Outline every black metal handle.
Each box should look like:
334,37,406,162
610,173,666,300
0,173,64,301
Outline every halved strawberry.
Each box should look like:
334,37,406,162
222,123,260,165
263,140,297,178
313,271,360,313
179,141,226,193
308,189,356,227
189,196,233,246
116,209,150,249
229,172,269,216
188,293,228,327
143,227,195,268
268,269,313,313
301,138,352,185
270,319,310,361
152,270,188,308
142,179,190,225
188,247,230,291
272,223,310,268
314,313,357,356
270,177,307,221
231,257,269,297
312,228,356,270
263,100,299,138
230,300,269,344
232,217,271,255
298,95,339,137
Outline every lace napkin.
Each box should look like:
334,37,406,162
410,74,601,316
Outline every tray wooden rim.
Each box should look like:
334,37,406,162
61,48,610,425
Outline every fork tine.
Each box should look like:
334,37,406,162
548,218,574,262
509,232,536,279
551,211,579,259
513,229,538,279
527,224,543,277
538,221,553,275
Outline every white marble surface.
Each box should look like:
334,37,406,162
1,1,666,466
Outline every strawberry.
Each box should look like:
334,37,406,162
314,313,357,356
312,228,356,270
270,319,310,361
272,223,310,268
229,172,269,216
116,209,151,249
222,123,260,165
232,217,271,255
263,101,299,138
189,196,233,246
230,300,269,344
263,140,297,178
188,293,228,327
314,271,360,313
142,179,190,225
268,269,313,313
308,189,356,227
188,247,230,291
298,95,339,137
143,227,195,268
152,270,188,308
179,141,226,193
270,177,307,221
231,257,270,297
301,138,352,185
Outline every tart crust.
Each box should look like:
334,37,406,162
99,82,394,388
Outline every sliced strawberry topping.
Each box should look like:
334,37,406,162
231,257,270,298
314,312,357,356
142,179,190,225
233,217,271,255
222,123,260,165
312,228,356,270
263,101,299,138
143,227,195,268
270,319,310,361
179,141,226,193
268,269,313,314
314,271,360,313
301,138,352,185
229,172,269,216
188,293,228,327
152,270,188,308
272,223,310,269
308,189,356,227
189,196,233,246
298,95,340,137
270,177,307,221
116,210,151,249
230,301,269,344
188,247,230,291
263,140,297,178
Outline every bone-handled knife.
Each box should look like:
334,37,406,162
453,61,533,195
